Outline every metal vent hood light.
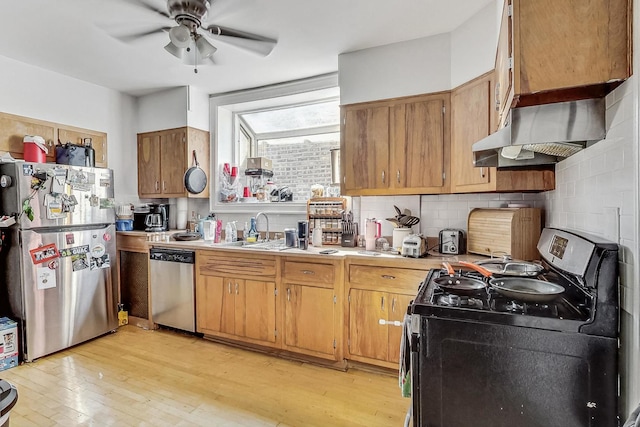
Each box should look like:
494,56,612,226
472,98,606,168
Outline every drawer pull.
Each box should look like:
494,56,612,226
302,270,315,275
381,275,396,280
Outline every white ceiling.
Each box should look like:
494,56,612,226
0,0,494,97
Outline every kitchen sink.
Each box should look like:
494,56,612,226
217,239,290,251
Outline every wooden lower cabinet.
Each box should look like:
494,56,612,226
197,275,276,342
281,258,343,362
345,259,437,369
196,252,277,346
283,284,335,356
348,289,413,365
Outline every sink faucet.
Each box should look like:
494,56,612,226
255,212,270,242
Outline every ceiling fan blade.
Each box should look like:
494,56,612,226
113,26,171,43
118,0,171,20
203,25,277,56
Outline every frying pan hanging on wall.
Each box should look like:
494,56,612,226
184,150,207,194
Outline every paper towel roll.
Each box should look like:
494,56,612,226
176,197,188,212
177,211,188,230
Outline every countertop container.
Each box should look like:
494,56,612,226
467,208,542,261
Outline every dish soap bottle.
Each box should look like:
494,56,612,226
246,217,259,243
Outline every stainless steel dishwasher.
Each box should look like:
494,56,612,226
149,248,196,332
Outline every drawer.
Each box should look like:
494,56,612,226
198,252,277,278
349,265,426,293
283,261,335,287
116,234,148,253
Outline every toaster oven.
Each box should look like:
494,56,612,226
438,229,465,255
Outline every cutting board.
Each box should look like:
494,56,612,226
467,208,542,261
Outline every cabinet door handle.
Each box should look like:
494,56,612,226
228,282,232,294
392,297,396,313
302,270,315,275
495,81,501,112
396,170,400,183
343,175,346,184
287,288,291,301
480,167,486,178
162,181,166,191
155,181,159,191
381,170,386,184
235,283,239,295
381,275,396,280
381,296,385,311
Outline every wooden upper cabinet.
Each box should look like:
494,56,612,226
451,71,555,193
341,105,390,192
58,126,108,167
159,128,188,196
137,126,210,199
341,92,450,196
451,72,494,191
137,132,162,196
390,94,449,193
496,0,631,122
0,112,107,166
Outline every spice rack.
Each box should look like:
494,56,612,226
307,197,346,245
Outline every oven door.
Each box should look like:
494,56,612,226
411,316,618,427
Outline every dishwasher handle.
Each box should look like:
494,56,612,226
149,248,195,264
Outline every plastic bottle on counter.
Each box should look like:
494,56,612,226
231,221,238,242
225,222,233,243
246,217,258,242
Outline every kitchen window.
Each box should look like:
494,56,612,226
237,99,340,202
211,73,339,213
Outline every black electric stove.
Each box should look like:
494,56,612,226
409,227,620,427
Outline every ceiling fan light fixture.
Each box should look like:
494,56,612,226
164,41,185,59
169,24,191,48
195,35,217,59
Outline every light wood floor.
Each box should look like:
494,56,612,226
1,325,409,426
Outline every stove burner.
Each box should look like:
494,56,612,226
437,294,485,309
490,296,559,317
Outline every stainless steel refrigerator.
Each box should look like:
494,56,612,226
0,162,117,362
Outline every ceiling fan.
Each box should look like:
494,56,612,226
115,0,277,72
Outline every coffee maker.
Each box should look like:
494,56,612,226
144,203,169,232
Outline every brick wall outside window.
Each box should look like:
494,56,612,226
258,138,339,202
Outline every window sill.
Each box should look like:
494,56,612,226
212,201,307,215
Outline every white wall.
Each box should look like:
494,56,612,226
338,3,499,104
338,34,452,105
450,0,498,88
187,86,210,131
137,86,188,133
0,55,138,204
544,77,639,415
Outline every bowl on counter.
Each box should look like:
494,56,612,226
115,219,133,231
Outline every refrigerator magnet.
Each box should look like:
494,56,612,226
91,244,105,258
90,254,110,270
71,254,89,272
65,234,75,245
30,243,59,265
36,266,56,290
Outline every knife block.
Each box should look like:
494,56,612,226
341,222,358,247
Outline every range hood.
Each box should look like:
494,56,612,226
472,98,606,168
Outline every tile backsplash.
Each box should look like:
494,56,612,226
355,193,546,239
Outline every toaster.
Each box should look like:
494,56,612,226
439,229,465,255
401,234,428,258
